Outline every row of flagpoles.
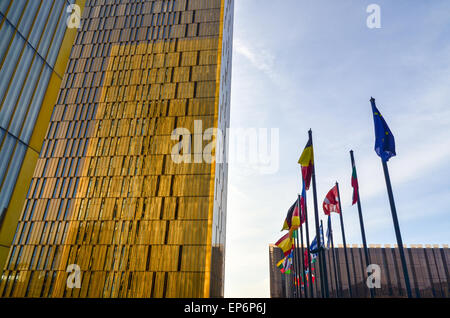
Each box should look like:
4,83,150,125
275,97,412,298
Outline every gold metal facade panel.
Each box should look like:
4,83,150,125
1,0,232,298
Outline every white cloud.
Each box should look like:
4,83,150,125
234,38,276,79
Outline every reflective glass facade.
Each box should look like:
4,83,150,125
0,0,233,298
269,244,450,298
0,0,82,269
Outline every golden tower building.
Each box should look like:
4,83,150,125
0,0,86,269
0,0,234,298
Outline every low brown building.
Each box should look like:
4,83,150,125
269,244,449,298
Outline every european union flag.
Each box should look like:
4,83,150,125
370,97,396,162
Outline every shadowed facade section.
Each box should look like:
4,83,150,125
270,244,449,298
0,0,233,298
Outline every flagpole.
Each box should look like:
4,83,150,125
381,159,412,298
296,229,305,298
320,219,330,297
369,97,412,298
292,230,301,298
288,247,296,298
297,195,308,298
331,224,341,297
325,236,334,296
328,216,340,297
335,181,353,297
309,129,329,298
291,226,300,298
350,150,375,298
302,188,314,297
296,230,303,298
299,231,308,298
317,222,325,297
296,231,303,298
291,271,296,298
331,226,343,297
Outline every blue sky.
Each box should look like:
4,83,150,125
224,0,450,297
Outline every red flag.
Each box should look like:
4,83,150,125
301,166,313,190
299,195,306,225
323,185,340,215
298,136,314,190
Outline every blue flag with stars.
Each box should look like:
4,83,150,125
370,97,396,162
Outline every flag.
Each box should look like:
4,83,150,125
277,250,293,274
276,258,284,268
282,199,301,231
300,179,307,223
304,250,317,269
303,269,316,286
284,263,292,274
298,135,314,190
326,215,332,249
320,222,324,252
351,165,359,205
304,249,309,268
370,97,396,162
308,273,316,284
323,185,340,215
309,222,324,254
294,274,301,286
275,232,294,256
299,273,305,287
